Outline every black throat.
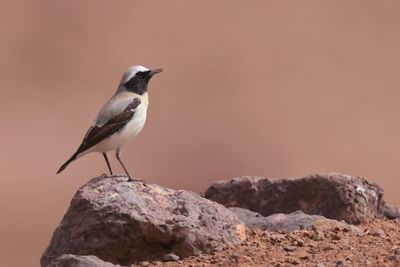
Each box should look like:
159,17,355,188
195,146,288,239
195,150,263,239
123,73,151,95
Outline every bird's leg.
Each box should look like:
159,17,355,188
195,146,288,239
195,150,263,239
102,153,113,176
115,148,144,183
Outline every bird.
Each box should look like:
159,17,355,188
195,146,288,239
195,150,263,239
57,65,162,182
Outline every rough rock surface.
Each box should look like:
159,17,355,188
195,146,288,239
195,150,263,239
47,254,121,267
229,208,360,233
41,177,245,267
205,173,384,224
157,218,400,267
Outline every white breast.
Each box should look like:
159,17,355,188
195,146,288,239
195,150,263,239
116,103,147,143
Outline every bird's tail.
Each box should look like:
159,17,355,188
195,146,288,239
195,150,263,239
57,153,78,174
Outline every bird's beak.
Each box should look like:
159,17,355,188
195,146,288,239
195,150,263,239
149,68,163,75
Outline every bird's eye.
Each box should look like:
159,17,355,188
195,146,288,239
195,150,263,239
136,71,149,77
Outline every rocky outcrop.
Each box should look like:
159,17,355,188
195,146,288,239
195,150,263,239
47,254,121,267
42,172,397,266
41,177,245,267
205,173,385,224
229,208,360,233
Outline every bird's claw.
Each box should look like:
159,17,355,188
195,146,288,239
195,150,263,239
127,177,147,185
109,174,127,178
100,173,146,185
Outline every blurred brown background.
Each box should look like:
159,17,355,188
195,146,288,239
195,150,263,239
1,0,400,266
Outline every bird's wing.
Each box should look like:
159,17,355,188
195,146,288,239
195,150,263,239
93,91,137,127
75,97,141,155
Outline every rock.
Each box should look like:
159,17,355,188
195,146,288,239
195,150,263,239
41,177,245,267
283,245,297,252
46,254,121,267
228,207,271,230
139,261,150,267
163,253,180,262
292,237,305,247
205,173,384,224
383,204,400,219
229,208,360,233
336,258,347,267
312,229,325,241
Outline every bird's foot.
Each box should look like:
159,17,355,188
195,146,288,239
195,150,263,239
127,177,146,185
109,174,127,178
100,173,146,185
100,173,129,178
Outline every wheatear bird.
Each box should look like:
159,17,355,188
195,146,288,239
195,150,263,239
57,65,162,181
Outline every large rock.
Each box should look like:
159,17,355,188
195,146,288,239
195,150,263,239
205,173,384,224
47,254,121,267
41,177,245,267
229,208,360,233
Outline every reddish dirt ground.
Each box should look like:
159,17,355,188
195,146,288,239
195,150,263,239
136,219,400,267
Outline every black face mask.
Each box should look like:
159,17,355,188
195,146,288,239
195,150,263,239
123,71,152,95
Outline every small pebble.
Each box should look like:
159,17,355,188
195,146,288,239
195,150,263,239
283,245,297,252
336,258,346,267
163,253,180,262
313,230,324,241
293,238,305,247
384,204,400,219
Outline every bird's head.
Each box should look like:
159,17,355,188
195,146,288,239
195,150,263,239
119,65,163,95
